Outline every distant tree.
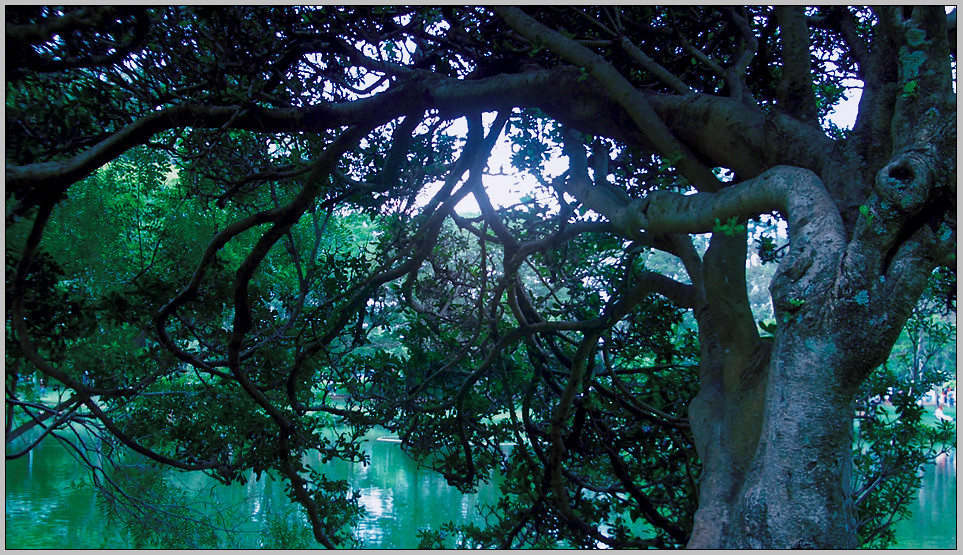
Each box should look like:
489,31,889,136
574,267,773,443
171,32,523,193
6,6,956,548
850,267,955,548
889,270,956,390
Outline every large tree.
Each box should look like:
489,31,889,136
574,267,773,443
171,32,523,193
5,6,956,549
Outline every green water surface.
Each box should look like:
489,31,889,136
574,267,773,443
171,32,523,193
5,426,956,548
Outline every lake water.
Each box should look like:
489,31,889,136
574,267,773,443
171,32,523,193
5,426,503,549
891,450,957,549
5,427,956,548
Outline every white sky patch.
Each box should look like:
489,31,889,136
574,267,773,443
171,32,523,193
306,12,881,218
826,80,863,130
413,112,566,215
436,81,868,218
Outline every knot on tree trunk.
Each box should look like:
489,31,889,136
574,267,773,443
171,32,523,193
873,148,936,214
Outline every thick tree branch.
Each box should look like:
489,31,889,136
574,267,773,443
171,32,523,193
831,7,871,80
649,93,834,181
703,232,751,327
773,6,819,126
849,7,903,173
638,166,843,240
8,63,838,227
631,166,848,325
495,6,723,192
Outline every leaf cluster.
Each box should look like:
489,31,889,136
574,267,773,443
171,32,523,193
5,5,955,549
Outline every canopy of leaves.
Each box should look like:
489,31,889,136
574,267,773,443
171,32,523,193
5,6,955,549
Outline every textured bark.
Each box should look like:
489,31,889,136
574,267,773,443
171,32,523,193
726,332,859,548
686,230,770,548
6,5,956,549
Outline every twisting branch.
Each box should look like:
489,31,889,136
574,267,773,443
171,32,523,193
557,127,646,236
721,7,759,105
598,421,690,543
636,166,843,240
494,6,723,193
5,397,83,459
290,111,507,415
5,393,81,444
226,125,373,425
544,330,623,548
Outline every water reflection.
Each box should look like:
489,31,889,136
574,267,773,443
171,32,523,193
5,428,955,548
6,427,500,548
6,434,114,548
892,450,957,549
323,434,502,547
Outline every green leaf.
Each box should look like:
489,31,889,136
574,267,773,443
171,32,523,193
712,216,746,236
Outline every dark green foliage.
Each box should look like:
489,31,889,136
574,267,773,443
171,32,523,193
5,5,954,549
5,250,92,364
851,275,956,548
853,374,955,548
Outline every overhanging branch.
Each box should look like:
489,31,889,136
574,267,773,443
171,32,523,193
495,6,723,193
